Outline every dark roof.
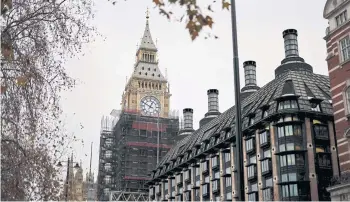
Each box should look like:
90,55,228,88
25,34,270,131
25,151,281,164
153,70,333,176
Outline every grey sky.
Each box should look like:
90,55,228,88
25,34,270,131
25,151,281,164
60,0,328,178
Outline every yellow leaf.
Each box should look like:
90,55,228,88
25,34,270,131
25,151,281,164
16,76,28,86
222,1,230,10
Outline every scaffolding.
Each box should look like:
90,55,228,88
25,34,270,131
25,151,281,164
97,109,180,201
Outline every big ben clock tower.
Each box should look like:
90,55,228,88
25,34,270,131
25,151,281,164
121,9,171,118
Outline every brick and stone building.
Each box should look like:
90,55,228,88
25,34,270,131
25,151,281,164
323,0,350,200
146,29,339,201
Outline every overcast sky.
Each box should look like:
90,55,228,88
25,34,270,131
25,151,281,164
59,0,329,178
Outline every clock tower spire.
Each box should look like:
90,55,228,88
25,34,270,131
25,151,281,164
121,9,171,118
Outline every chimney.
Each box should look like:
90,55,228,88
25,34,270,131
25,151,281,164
243,61,257,87
274,29,313,77
283,29,299,58
199,89,221,128
183,108,194,130
178,108,195,139
207,89,219,113
241,61,260,101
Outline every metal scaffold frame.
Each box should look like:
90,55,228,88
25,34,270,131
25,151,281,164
109,191,148,201
97,109,180,201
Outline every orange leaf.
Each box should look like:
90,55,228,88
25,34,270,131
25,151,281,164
153,0,164,6
222,1,230,10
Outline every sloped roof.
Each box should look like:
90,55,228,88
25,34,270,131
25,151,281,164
132,61,166,81
153,70,333,176
139,19,157,51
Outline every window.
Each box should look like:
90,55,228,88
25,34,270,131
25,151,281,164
224,152,231,162
279,143,302,152
310,102,321,112
336,10,348,26
278,100,298,110
249,116,255,125
260,130,270,145
263,149,271,158
201,160,209,173
202,184,209,196
281,173,297,182
246,138,254,152
314,125,329,139
247,165,256,178
104,175,111,184
340,36,350,62
105,150,112,158
277,125,302,138
211,156,219,168
225,177,232,187
263,188,273,201
281,184,298,198
212,179,220,192
280,154,304,167
265,177,273,187
105,138,113,146
346,86,350,114
261,159,271,173
226,192,232,200
176,173,183,184
262,109,269,118
103,188,110,196
104,163,111,171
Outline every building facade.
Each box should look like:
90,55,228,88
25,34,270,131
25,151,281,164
147,29,339,201
97,13,183,201
323,0,350,200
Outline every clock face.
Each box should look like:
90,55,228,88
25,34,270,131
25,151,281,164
140,96,161,116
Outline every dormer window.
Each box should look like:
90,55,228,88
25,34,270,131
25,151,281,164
262,109,268,118
249,116,255,126
278,99,298,110
310,102,321,112
336,10,348,27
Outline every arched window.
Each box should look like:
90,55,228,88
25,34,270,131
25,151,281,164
346,86,350,113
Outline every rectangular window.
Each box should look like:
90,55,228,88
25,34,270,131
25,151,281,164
336,10,348,26
263,188,273,201
201,160,209,173
226,192,232,200
340,36,350,62
261,159,271,173
211,155,219,168
246,138,254,152
212,180,220,192
282,184,298,197
224,152,231,162
225,176,232,187
247,165,256,178
260,131,269,145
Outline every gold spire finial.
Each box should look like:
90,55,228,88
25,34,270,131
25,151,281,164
146,7,149,19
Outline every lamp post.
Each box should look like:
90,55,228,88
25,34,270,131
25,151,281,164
230,0,245,201
57,157,80,201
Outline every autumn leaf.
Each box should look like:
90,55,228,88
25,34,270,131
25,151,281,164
0,85,6,94
222,1,230,10
191,30,199,41
153,0,164,6
16,76,28,86
206,16,214,28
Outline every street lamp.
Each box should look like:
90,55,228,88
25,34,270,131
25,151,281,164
230,0,245,201
57,157,80,201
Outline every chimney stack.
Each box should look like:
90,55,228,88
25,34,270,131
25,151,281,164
207,89,219,113
283,29,299,58
243,61,257,87
183,108,194,130
274,29,313,77
241,61,260,101
199,89,221,128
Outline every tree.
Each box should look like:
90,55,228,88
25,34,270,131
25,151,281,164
108,0,231,40
1,0,96,200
